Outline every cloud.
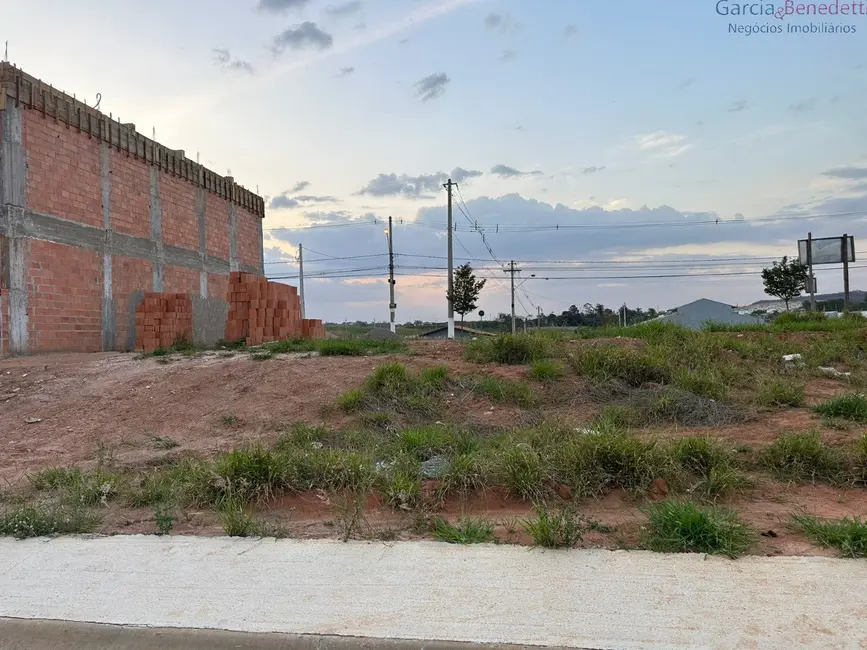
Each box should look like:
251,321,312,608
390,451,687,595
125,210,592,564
499,49,517,62
563,24,578,39
583,166,606,175
270,195,300,209
414,72,450,102
728,100,750,113
634,131,692,159
272,22,334,55
338,66,356,76
484,12,507,30
491,164,543,178
294,195,340,203
678,77,697,89
789,98,817,113
822,166,867,180
257,0,312,12
358,167,482,198
212,49,254,74
325,1,362,16
291,180,311,193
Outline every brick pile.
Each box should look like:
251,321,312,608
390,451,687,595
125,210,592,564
135,292,193,352
225,272,309,346
302,318,326,340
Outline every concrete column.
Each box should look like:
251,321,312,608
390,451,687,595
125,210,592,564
100,141,115,350
0,102,29,356
197,187,207,298
149,167,164,291
257,217,264,275
228,203,239,273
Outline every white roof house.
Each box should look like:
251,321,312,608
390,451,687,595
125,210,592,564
655,298,763,330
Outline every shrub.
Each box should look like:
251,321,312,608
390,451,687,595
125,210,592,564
643,500,754,557
0,505,99,539
760,432,844,483
432,517,496,544
758,377,805,407
792,515,867,558
465,334,549,365
528,360,565,382
814,394,867,423
522,507,582,548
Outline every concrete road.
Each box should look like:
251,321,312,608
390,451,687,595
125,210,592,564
1,536,866,649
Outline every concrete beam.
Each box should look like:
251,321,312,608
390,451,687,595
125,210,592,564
0,103,29,356
149,166,164,291
100,141,115,351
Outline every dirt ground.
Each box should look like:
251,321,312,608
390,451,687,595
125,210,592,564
1,340,866,556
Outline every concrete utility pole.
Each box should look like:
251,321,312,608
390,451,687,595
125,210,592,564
503,261,521,334
443,179,456,339
843,233,851,313
386,216,396,334
298,243,306,319
807,231,816,311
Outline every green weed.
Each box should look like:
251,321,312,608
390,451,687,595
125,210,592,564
758,377,805,407
760,432,844,483
154,505,174,535
473,376,536,407
792,514,867,558
465,334,550,365
814,394,867,423
522,507,583,548
150,435,180,450
528,360,565,382
432,517,496,544
643,500,754,557
0,505,99,539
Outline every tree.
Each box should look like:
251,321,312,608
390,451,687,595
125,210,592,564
447,264,487,325
761,256,808,312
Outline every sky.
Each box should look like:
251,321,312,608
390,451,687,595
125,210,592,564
5,0,867,323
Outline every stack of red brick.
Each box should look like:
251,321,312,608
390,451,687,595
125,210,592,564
225,272,326,345
135,292,193,352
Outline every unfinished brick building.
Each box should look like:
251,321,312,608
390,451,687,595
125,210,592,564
0,63,265,356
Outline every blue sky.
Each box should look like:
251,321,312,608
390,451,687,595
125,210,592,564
5,0,867,322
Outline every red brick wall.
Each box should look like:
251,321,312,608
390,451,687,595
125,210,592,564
27,240,102,352
208,272,229,301
110,148,151,239
163,265,199,295
23,111,102,227
205,193,228,259
161,175,198,251
236,206,261,269
112,256,152,351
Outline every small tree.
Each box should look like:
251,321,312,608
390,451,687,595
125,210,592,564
761,256,808,312
447,264,487,326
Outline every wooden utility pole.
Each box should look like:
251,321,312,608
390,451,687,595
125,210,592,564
387,216,396,334
443,179,456,339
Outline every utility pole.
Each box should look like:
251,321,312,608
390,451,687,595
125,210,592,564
843,233,851,313
537,305,542,329
443,179,456,339
386,216,396,334
807,232,816,311
298,243,306,319
503,261,521,334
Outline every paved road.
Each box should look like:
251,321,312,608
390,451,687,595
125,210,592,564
1,536,866,649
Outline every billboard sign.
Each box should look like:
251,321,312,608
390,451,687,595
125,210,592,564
798,236,855,266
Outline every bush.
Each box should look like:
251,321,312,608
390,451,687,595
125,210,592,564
0,505,99,539
814,394,867,423
792,515,867,558
758,377,805,407
528,360,565,382
465,334,549,365
760,432,844,483
570,345,669,387
522,507,582,548
432,517,495,544
643,500,754,557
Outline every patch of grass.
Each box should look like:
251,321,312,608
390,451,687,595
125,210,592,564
154,505,174,535
219,505,287,538
465,334,550,365
792,514,867,558
671,437,735,478
419,365,450,388
643,500,754,558
379,460,422,511
672,367,728,401
570,345,669,387
150,435,180,450
438,452,488,498
213,446,287,504
27,466,124,507
250,351,274,361
528,360,565,382
394,425,468,460
0,505,99,539
758,377,805,408
494,441,547,501
359,411,393,429
266,338,406,356
337,389,365,412
522,507,583,548
274,422,328,451
125,470,177,507
219,414,239,427
472,376,536,407
851,435,867,485
814,394,867,423
432,517,496,544
760,432,844,483
340,364,444,421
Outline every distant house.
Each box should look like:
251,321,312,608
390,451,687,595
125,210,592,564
417,325,493,340
655,298,763,331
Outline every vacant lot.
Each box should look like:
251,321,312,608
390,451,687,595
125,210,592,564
2,321,867,558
